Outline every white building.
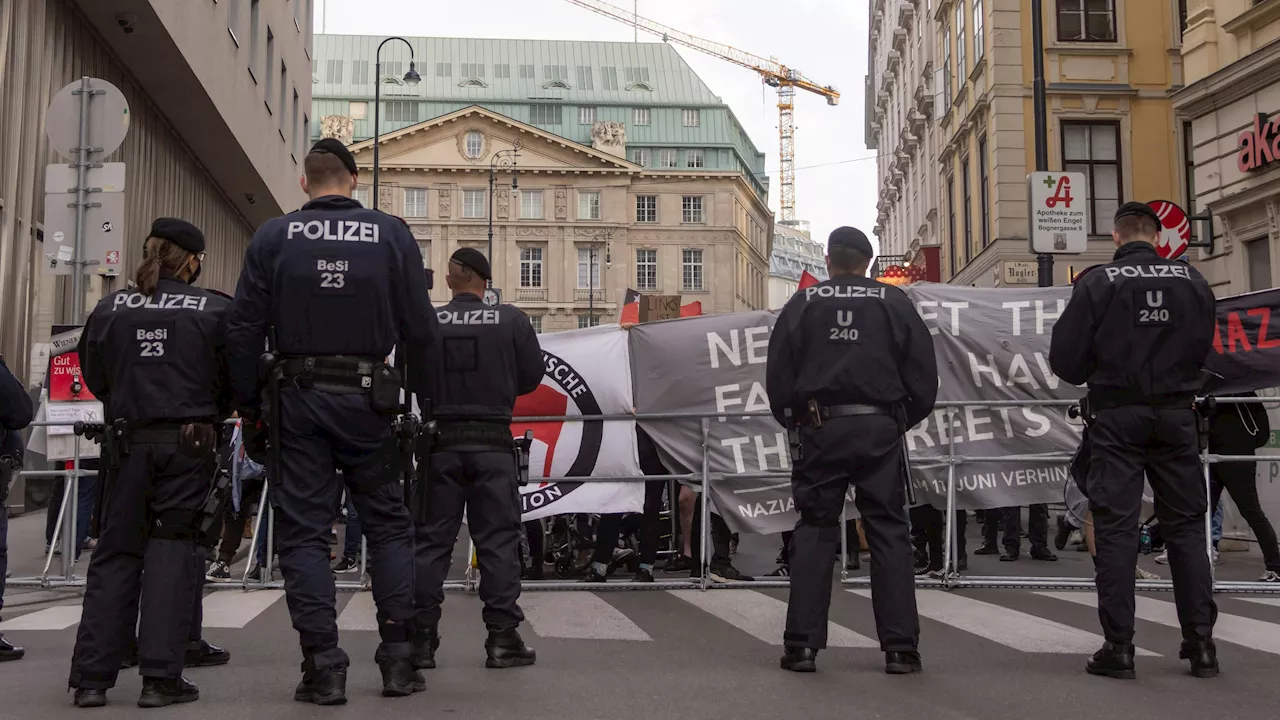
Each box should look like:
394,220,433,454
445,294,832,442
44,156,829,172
768,221,826,309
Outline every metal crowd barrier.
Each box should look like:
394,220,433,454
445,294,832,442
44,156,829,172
10,400,1280,596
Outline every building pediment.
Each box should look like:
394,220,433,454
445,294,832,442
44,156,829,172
347,105,640,175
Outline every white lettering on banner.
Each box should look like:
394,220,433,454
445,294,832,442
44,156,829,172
1036,299,1064,335
542,355,588,399
803,285,887,302
1102,264,1191,283
738,496,795,518
714,382,770,423
909,466,1070,497
708,327,771,369
966,352,1058,390
1003,301,1031,335
915,301,969,336
904,406,1058,452
722,436,751,473
721,432,790,474
113,292,207,312
438,309,500,325
286,220,380,243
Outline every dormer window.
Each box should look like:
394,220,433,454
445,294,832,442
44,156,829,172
465,131,483,159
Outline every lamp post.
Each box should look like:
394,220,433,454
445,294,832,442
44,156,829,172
487,141,522,289
588,229,614,325
373,37,420,206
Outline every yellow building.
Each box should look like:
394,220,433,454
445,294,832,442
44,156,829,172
934,0,1185,286
1175,1,1280,295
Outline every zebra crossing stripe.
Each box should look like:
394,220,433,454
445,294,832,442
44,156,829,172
522,592,652,641
1238,597,1280,609
850,590,1158,656
336,591,380,631
669,589,877,648
200,590,285,629
1038,592,1280,656
0,605,83,631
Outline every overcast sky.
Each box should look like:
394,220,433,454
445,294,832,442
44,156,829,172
315,0,878,254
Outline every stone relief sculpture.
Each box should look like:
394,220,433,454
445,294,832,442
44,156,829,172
320,115,355,145
590,121,627,157
378,186,393,212
555,188,568,221
438,188,451,218
497,191,509,220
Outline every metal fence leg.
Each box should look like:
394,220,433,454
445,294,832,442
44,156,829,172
243,482,270,588
42,470,74,585
265,504,276,581
943,407,957,589
360,535,369,591
840,505,849,582
1204,446,1215,588
700,417,710,592
64,450,80,583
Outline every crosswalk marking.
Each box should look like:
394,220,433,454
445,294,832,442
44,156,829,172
1039,592,1280,656
1238,597,1280,609
669,589,877,648
0,605,83,631
200,590,284,629
850,590,1157,656
522,592,652,641
336,591,380,631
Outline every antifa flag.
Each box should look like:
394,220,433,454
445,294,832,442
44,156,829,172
1204,287,1280,395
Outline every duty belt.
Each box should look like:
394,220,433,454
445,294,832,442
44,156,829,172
435,421,513,451
279,356,380,393
819,403,893,420
129,424,186,444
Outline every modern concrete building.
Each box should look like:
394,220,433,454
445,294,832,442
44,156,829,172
768,222,826,309
1176,1,1280,296
929,0,1187,287
0,0,312,382
316,35,775,325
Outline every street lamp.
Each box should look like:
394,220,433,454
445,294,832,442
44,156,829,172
372,37,420,205
588,229,614,325
488,141,522,289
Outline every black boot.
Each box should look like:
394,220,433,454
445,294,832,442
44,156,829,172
0,633,24,662
412,626,440,670
485,628,536,669
377,653,425,697
955,553,968,573
885,651,923,674
779,647,817,672
973,543,999,555
73,688,108,708
1180,638,1219,678
184,639,230,667
137,677,199,708
1086,642,1136,679
1054,515,1072,551
294,660,347,706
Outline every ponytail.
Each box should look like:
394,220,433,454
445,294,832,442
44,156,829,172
134,237,193,296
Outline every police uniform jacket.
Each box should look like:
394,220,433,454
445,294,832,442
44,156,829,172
1049,242,1216,405
1,355,33,462
223,195,438,408
766,275,938,428
429,293,543,423
77,277,232,423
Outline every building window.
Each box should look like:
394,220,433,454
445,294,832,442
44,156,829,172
955,3,966,81
578,315,601,329
602,67,619,90
529,315,543,334
1179,0,1188,37
942,26,952,104
228,0,242,45
303,113,310,148
978,137,990,247
636,249,657,290
1183,121,1197,243
580,107,597,125
292,89,300,159
636,195,657,223
1057,0,1117,42
683,109,701,127
494,64,511,79
436,62,452,77
349,101,368,120
577,247,602,289
660,149,678,168
385,101,419,123
354,187,371,206
404,188,427,218
352,60,369,85
529,104,563,125
1063,121,1122,235
521,191,544,220
633,108,651,126
383,61,403,81
962,157,972,263
465,131,483,159
974,0,985,61
682,249,705,291
520,247,544,288
325,58,342,84
682,196,704,224
686,149,705,168
947,175,957,277
1246,239,1273,291
519,64,536,79
579,191,601,220
463,189,486,219
632,148,651,166
544,65,570,82
265,29,275,112
249,0,261,75
459,63,483,78
576,66,594,90
278,62,287,135
624,67,652,83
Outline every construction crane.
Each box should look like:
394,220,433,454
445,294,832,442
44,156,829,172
562,0,839,222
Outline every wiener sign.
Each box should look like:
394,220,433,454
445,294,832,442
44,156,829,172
1237,112,1280,173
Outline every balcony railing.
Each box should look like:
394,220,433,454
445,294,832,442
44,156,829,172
575,288,606,303
515,288,548,302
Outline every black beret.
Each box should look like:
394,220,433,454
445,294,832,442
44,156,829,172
828,226,875,257
309,138,358,176
450,247,492,281
1114,201,1161,228
149,218,205,254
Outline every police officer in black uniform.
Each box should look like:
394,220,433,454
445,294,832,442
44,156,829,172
224,139,437,704
766,226,937,674
68,219,231,708
1050,202,1219,680
1,351,34,662
412,248,543,671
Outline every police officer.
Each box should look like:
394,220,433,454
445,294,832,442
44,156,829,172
1,351,34,662
412,248,543,670
67,219,230,708
766,226,937,674
224,139,437,704
1050,202,1218,680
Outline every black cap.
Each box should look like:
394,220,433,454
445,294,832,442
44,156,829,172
149,218,205,254
1113,201,1161,228
450,247,492,281
309,138,358,176
828,226,875,258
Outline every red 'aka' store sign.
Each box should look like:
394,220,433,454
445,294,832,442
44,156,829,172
1238,112,1280,172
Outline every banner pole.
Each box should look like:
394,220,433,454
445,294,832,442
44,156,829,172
700,417,710,591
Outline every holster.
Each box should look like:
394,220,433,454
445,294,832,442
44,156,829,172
261,350,284,487
513,430,534,487
0,454,16,504
1195,396,1216,452
197,451,233,542
784,408,802,463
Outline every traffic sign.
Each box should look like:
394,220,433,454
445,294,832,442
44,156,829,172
1147,199,1191,260
44,162,126,194
42,192,126,277
1027,171,1089,254
483,288,502,307
45,78,131,160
